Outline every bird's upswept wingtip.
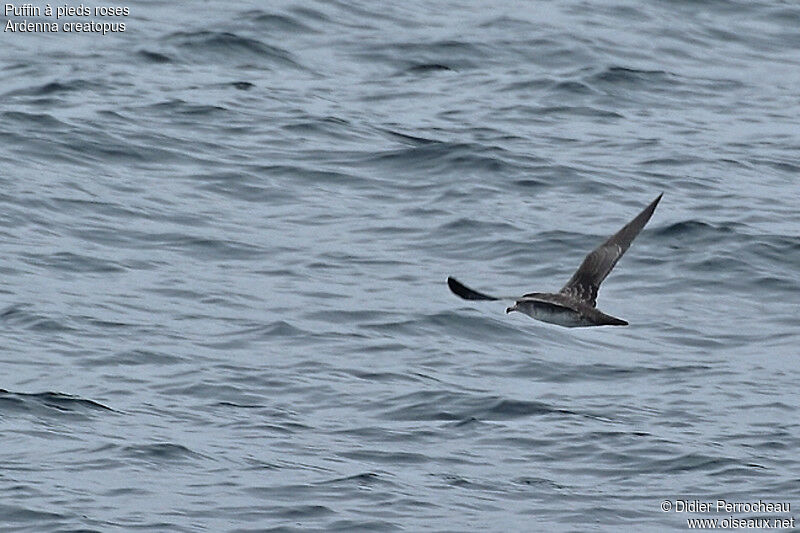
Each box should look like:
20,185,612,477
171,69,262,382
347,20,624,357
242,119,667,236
645,192,663,220
652,192,663,207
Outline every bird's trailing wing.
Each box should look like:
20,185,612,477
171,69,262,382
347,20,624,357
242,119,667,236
447,277,499,300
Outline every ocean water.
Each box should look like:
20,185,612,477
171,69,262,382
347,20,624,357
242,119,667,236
1,0,799,531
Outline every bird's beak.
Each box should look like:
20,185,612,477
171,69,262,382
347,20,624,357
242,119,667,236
506,305,515,314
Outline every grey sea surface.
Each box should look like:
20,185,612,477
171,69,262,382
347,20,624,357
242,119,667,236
1,0,799,531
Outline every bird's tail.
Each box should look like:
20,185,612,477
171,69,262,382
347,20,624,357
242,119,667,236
595,311,628,326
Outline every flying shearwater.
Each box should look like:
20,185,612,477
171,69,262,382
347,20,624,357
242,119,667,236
447,194,662,327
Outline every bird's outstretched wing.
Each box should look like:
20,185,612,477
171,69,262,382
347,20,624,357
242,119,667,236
559,193,662,307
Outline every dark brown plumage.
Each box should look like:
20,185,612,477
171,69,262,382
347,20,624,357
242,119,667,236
447,194,662,327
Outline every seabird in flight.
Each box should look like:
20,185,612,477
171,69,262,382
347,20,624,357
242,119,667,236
447,194,662,327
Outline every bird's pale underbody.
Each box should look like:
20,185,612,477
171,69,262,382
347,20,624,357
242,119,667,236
447,194,662,327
